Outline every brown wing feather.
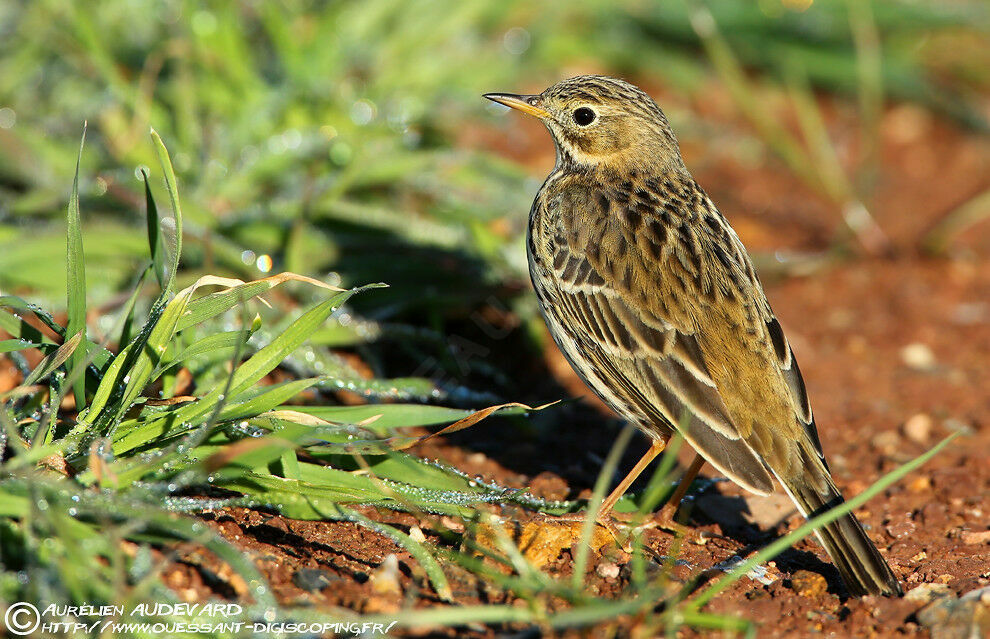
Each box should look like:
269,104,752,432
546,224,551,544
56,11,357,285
766,317,824,461
533,184,776,494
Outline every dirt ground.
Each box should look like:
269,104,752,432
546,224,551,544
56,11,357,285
163,90,990,637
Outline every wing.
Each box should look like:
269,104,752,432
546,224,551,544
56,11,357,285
766,316,824,462
533,183,777,494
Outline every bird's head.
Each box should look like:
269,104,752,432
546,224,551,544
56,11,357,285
485,75,686,175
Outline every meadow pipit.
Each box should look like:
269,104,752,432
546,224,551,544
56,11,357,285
485,75,901,597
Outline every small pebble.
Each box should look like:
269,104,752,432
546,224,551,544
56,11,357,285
901,343,937,371
960,530,990,545
905,583,953,604
409,525,427,543
902,413,933,444
789,570,828,598
370,554,402,596
596,562,620,580
916,587,990,639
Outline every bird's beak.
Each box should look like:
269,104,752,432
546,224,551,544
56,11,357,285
483,93,549,119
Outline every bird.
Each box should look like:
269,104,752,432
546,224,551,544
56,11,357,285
483,75,901,597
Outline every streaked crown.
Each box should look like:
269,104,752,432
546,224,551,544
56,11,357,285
486,75,686,174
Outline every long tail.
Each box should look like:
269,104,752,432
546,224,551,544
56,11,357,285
780,454,902,597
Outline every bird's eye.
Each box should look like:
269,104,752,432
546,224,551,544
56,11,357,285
573,107,596,126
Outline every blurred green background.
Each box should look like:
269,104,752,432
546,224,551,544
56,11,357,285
1,0,986,309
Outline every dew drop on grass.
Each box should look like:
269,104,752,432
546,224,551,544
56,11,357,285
283,129,302,150
0,107,16,129
349,100,376,126
502,26,530,55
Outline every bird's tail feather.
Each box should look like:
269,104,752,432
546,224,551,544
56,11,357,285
780,455,902,597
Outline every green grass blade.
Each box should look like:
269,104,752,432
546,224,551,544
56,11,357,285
66,123,88,410
283,404,472,431
108,286,368,454
141,168,166,289
205,290,360,398
0,298,114,373
19,331,83,389
175,273,358,332
158,328,257,371
217,378,321,421
150,129,182,295
0,339,53,354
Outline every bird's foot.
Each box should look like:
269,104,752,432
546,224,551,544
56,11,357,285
655,505,693,538
596,514,634,553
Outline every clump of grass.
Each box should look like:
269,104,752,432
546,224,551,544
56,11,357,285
0,131,561,632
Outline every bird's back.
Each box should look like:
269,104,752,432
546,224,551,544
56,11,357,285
529,166,830,493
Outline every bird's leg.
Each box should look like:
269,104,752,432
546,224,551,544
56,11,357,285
592,436,669,549
656,453,705,534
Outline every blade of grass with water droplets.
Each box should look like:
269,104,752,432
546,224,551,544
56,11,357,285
175,272,353,332
18,331,83,389
277,404,473,433
0,339,53,354
141,168,167,290
66,123,88,410
150,129,182,296
157,328,257,372
110,287,366,453
217,378,322,422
